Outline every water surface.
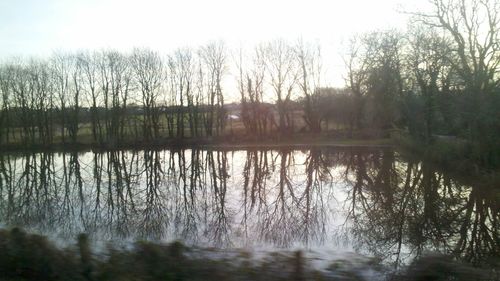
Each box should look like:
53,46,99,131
0,148,497,268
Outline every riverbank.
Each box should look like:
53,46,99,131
2,133,499,188
394,132,500,187
0,228,491,281
0,136,394,153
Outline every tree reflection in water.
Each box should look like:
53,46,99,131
0,148,497,268
343,149,499,268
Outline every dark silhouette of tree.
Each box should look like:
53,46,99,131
131,48,163,141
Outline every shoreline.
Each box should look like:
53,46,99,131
2,137,498,186
0,137,394,153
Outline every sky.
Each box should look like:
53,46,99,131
0,0,424,88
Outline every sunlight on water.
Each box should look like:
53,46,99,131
0,148,497,269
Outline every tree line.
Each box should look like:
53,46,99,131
0,0,499,166
0,38,329,146
341,0,500,167
0,44,229,146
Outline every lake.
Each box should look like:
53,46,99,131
0,147,497,268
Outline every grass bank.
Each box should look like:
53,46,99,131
0,135,393,153
0,228,494,281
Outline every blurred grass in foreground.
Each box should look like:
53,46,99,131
0,228,496,281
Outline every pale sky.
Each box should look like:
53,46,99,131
0,0,424,87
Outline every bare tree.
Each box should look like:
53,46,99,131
344,36,370,130
51,52,72,144
236,46,270,137
30,59,55,145
68,55,83,144
345,31,405,133
263,39,299,136
199,41,227,137
406,26,454,142
79,51,103,144
295,40,323,133
95,50,130,144
0,65,14,144
131,48,163,141
168,48,194,139
412,0,500,146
